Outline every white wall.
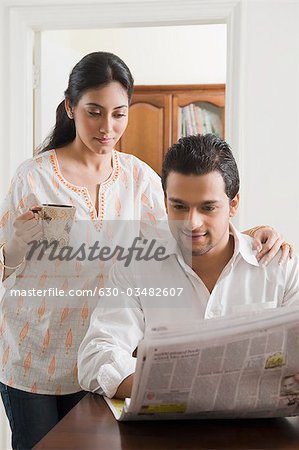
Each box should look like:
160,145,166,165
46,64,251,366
40,25,227,141
239,0,299,245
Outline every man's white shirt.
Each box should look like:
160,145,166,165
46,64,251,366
78,225,299,398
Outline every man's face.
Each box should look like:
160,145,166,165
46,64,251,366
283,376,299,394
165,171,239,257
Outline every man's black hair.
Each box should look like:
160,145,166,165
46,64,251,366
161,134,239,200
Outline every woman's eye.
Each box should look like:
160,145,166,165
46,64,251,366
114,113,126,119
88,111,101,117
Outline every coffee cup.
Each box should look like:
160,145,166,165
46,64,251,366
32,204,76,247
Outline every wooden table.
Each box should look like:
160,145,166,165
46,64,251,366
34,394,299,449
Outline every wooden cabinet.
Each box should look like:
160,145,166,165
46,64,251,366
117,84,225,174
117,92,172,175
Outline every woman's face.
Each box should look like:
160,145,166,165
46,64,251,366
67,81,129,155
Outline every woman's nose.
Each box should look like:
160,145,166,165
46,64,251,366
99,116,113,133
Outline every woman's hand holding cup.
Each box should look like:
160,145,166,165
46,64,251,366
2,207,43,276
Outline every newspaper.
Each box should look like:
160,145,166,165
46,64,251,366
104,306,299,421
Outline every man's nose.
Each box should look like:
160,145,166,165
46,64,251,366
187,210,203,230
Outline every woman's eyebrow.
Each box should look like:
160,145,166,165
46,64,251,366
85,103,128,110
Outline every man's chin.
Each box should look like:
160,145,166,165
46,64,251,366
192,249,210,256
191,244,213,256
179,244,213,257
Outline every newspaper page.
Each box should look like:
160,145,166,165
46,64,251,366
111,306,299,420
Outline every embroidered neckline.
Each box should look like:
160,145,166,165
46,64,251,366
49,149,120,226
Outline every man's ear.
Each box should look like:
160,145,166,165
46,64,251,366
229,193,240,217
65,98,73,119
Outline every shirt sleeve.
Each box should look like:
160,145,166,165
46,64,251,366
78,261,145,398
0,170,29,287
140,166,167,221
282,255,299,306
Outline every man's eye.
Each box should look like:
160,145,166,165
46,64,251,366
173,205,186,210
203,206,216,212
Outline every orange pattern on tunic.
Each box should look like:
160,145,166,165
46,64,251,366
18,196,26,209
2,346,10,371
35,157,43,169
75,260,81,276
115,195,121,217
119,166,128,188
61,279,68,291
42,328,50,354
55,259,62,270
23,351,32,376
38,272,48,288
72,362,78,384
27,172,36,193
0,211,10,229
147,212,157,225
52,174,60,193
141,193,151,209
19,321,29,346
65,328,72,353
16,297,24,316
48,356,56,380
98,274,105,289
81,302,89,326
0,315,6,338
37,298,46,321
133,165,140,185
60,306,70,325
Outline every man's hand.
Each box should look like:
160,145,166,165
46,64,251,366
114,374,134,400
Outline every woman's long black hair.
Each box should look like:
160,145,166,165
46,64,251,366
38,52,134,153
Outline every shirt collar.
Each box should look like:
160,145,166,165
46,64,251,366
229,223,260,267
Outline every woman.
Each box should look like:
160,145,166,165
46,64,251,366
0,52,291,449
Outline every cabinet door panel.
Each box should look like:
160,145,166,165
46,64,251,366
118,94,171,174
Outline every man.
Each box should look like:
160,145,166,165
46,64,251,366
78,134,299,399
282,374,299,406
